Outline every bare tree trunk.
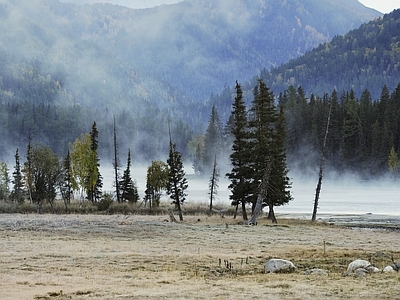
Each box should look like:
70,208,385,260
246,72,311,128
267,203,277,224
209,155,219,213
248,166,270,225
176,202,183,222
233,202,239,219
241,200,247,221
113,116,121,203
312,103,332,222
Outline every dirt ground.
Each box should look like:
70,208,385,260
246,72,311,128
0,213,399,300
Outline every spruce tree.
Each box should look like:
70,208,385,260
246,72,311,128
226,81,252,220
88,122,102,203
248,80,277,207
266,105,292,222
11,149,25,204
120,149,139,203
166,140,188,222
60,151,73,212
248,80,292,222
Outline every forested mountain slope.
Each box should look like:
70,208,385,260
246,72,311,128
260,9,400,99
0,0,381,161
0,0,380,108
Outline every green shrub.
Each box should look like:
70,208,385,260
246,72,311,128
98,193,113,211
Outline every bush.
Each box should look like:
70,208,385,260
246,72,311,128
98,193,113,212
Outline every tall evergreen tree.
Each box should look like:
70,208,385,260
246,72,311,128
248,80,277,207
341,90,363,170
88,122,102,203
120,149,139,203
226,81,252,220
267,105,292,222
11,148,25,204
166,138,188,222
60,151,73,213
248,80,292,222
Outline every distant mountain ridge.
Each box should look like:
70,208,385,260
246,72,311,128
0,0,385,160
0,0,381,111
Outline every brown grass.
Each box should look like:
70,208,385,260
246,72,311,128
0,213,399,299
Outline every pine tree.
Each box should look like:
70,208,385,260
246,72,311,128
60,151,73,212
88,122,102,203
226,81,253,220
120,149,139,203
248,80,292,223
248,80,277,208
267,105,292,223
166,139,188,222
11,148,25,204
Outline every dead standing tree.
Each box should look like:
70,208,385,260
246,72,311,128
312,103,332,222
208,154,219,213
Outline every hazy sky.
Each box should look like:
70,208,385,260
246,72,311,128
62,1,400,13
358,0,400,13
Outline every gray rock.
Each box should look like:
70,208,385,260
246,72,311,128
366,266,380,273
347,259,371,272
264,259,296,273
354,268,368,277
392,262,400,271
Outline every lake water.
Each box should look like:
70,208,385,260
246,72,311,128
101,165,400,218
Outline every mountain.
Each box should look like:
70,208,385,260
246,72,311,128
0,0,382,161
259,9,400,99
0,0,380,108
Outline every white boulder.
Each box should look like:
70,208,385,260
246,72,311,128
347,259,371,272
265,259,296,273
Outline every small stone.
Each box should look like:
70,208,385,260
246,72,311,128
383,266,394,273
366,266,380,273
302,268,328,276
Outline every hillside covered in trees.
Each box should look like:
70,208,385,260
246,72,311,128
260,9,400,99
0,0,381,161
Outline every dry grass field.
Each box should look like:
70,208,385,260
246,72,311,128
1,213,399,300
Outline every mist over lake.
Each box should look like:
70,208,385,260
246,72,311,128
100,165,400,218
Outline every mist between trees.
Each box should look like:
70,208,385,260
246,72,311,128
1,80,400,220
